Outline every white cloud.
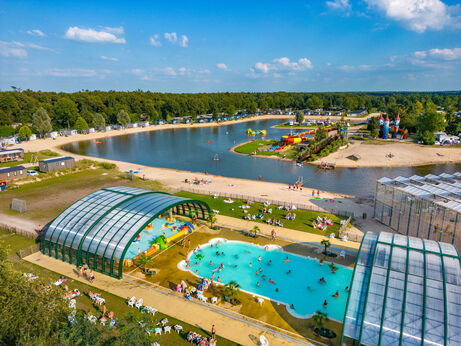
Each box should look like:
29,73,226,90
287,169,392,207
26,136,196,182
178,67,187,75
131,69,145,75
0,41,55,58
39,68,109,77
149,34,162,47
428,47,461,60
216,63,228,70
326,0,351,11
180,35,188,48
253,57,313,73
101,55,118,61
26,29,46,37
162,67,177,76
364,0,461,32
164,32,177,43
65,26,126,43
104,26,124,35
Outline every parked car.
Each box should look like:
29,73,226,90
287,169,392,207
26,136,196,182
27,170,38,176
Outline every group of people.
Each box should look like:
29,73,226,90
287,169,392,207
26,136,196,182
185,177,212,185
187,330,216,345
78,263,95,283
288,183,303,191
285,212,296,221
313,215,333,231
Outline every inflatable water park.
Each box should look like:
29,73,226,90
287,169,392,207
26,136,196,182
281,122,337,144
247,128,267,136
123,210,195,266
376,113,408,139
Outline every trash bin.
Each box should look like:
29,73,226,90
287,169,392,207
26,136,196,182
363,212,367,219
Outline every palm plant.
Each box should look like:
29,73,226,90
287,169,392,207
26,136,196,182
313,310,329,330
207,212,217,228
135,253,155,273
321,239,331,255
224,281,241,302
252,225,260,238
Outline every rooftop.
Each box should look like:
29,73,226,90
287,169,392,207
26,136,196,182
378,172,461,213
342,231,461,345
0,165,26,173
40,156,74,163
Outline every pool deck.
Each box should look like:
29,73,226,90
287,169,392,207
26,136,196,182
24,251,317,346
215,215,361,251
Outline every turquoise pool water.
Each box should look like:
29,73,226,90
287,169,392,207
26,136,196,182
125,219,187,259
185,239,352,320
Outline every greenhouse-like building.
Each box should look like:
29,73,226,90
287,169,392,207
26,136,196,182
342,231,461,346
374,172,461,251
42,186,210,278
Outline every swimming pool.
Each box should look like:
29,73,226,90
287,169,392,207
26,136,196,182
125,219,187,259
182,239,353,320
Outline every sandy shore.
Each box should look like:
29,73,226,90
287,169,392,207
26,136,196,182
314,141,461,168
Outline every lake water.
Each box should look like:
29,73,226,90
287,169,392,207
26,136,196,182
62,119,461,197
183,238,353,320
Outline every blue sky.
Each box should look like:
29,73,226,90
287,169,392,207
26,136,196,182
0,0,460,92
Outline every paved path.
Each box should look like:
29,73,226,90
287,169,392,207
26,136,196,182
0,212,38,234
216,215,361,251
25,252,318,346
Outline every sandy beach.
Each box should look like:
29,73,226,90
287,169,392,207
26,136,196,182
314,141,461,168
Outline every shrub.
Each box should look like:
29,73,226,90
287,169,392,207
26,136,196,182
97,162,116,170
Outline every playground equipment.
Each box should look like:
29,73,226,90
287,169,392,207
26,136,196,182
247,128,267,136
377,113,408,140
281,123,338,144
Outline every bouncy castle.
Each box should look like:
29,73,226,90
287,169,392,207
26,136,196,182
377,113,408,140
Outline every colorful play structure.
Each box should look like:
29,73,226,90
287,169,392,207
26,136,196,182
247,128,267,136
377,113,408,140
281,123,338,144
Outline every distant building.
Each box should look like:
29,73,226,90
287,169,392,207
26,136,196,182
0,136,17,148
348,109,368,117
0,148,24,163
29,134,37,140
88,128,95,133
136,121,150,127
155,120,165,125
102,126,111,132
60,129,77,136
126,123,138,128
46,131,58,139
39,157,75,173
0,165,26,180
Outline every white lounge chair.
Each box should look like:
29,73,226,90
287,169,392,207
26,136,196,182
211,297,218,304
164,325,171,334
69,299,76,309
197,294,207,303
329,233,335,238
174,324,183,333
144,306,157,315
257,297,265,305
340,250,346,259
160,318,169,326
127,296,136,307
154,327,162,335
260,335,269,346
88,315,97,324
135,298,143,309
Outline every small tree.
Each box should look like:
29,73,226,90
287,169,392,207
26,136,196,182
17,125,32,140
314,126,327,142
296,111,304,124
313,310,329,330
92,113,106,129
117,109,130,127
74,116,88,133
135,253,155,273
251,225,260,238
32,107,52,138
321,239,331,255
207,213,217,229
224,281,241,303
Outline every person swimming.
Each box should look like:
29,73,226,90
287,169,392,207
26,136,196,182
258,256,262,261
333,291,339,298
323,300,328,307
255,271,258,275
259,268,262,272
275,288,279,292
307,286,313,291
287,270,292,274
269,278,275,284
221,252,225,256
284,256,289,263
257,281,260,287
268,260,272,265
235,254,239,259
216,251,219,256
262,275,266,280
290,304,295,310
209,261,213,266
249,262,252,268
345,286,349,291
319,277,326,283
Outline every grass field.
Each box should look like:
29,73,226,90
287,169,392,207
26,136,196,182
0,230,238,346
175,191,346,237
0,150,59,168
0,165,167,223
233,140,298,160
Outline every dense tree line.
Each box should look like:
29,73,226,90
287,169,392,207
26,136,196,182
0,90,460,140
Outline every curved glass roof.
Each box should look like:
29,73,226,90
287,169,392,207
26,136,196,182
342,231,461,346
42,186,209,277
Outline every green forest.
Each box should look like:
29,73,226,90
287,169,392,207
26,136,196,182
1,90,461,143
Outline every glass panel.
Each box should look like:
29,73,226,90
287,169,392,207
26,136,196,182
424,239,441,253
425,253,443,281
393,234,408,247
390,246,407,273
402,274,424,345
343,265,369,340
361,266,388,345
358,233,378,266
408,237,424,250
439,242,458,256
443,256,461,285
446,283,461,345
374,244,391,268
424,279,445,345
378,232,393,244
407,250,425,277
381,270,405,345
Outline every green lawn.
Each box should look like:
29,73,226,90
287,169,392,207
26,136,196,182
0,150,59,168
233,140,298,160
0,231,238,346
175,191,346,237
